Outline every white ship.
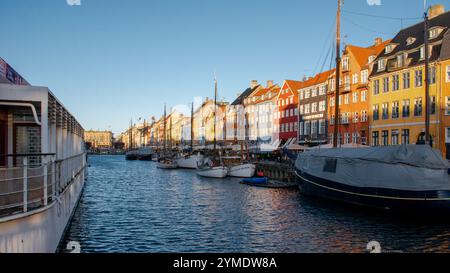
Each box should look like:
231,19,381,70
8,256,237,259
228,163,256,178
0,64,86,253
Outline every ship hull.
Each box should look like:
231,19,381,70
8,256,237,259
228,164,256,178
197,166,228,178
0,167,86,253
176,154,204,169
295,170,450,212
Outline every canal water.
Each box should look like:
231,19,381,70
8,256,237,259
63,155,450,253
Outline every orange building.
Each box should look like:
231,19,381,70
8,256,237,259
328,38,391,146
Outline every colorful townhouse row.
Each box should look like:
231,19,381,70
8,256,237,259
123,5,450,159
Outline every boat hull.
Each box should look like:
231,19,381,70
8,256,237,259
295,170,450,212
177,154,204,169
156,162,178,169
196,167,228,178
228,164,256,178
138,154,154,161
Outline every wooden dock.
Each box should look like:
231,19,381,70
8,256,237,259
255,161,296,183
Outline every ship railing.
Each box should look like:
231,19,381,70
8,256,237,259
0,153,86,218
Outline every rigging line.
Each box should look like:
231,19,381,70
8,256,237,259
342,16,397,36
342,9,421,21
313,18,336,77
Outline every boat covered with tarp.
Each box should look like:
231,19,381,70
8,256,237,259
295,145,450,212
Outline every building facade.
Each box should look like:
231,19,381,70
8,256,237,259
298,70,335,146
84,130,113,149
277,80,302,145
328,38,390,146
369,6,450,157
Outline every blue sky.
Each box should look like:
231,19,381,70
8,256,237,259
0,0,445,134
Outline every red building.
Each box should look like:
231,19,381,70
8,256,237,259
277,80,303,146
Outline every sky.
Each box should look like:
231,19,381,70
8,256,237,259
0,0,447,134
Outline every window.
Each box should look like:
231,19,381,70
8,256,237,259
392,74,399,91
446,97,450,115
353,111,359,123
311,103,318,113
312,88,318,97
429,67,436,84
342,57,349,70
344,133,350,144
330,115,335,125
330,97,335,107
311,120,318,134
361,110,368,122
447,66,450,82
392,101,399,119
406,37,416,46
383,77,389,93
429,28,439,39
382,130,389,146
414,97,423,116
368,55,376,63
344,76,350,90
305,104,310,114
285,110,289,117
361,91,367,102
446,128,450,143
304,121,311,135
420,46,425,60
299,90,304,100
372,131,379,146
431,96,436,115
385,44,395,54
344,94,349,105
415,70,423,87
403,72,410,89
319,119,326,134
391,130,399,145
361,70,368,84
373,104,379,121
294,108,298,116
319,101,326,112
352,92,358,103
402,129,410,145
382,103,389,120
330,79,335,91
402,99,410,117
352,133,358,144
378,59,386,71
299,105,304,114
397,54,404,68
374,79,380,94
290,108,294,116
305,90,310,99
299,122,304,136
352,73,358,84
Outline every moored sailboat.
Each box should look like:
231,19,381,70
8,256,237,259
295,0,450,212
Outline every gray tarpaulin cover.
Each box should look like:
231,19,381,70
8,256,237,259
296,145,450,191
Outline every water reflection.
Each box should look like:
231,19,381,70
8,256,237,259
63,155,450,253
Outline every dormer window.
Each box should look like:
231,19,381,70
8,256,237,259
378,59,386,71
385,44,395,54
429,27,443,39
368,55,376,64
406,37,416,46
342,57,350,71
420,46,425,60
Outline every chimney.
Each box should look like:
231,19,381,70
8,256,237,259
302,75,307,81
267,80,274,88
374,37,383,46
429,4,445,19
250,80,258,89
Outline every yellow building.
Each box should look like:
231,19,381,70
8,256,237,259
84,130,113,149
369,5,450,158
440,58,450,158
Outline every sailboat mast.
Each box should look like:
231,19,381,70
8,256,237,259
163,104,167,151
191,102,194,150
129,119,133,150
333,0,342,148
424,4,431,145
169,109,173,149
214,78,218,152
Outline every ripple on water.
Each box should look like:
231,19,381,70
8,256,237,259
63,155,450,253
